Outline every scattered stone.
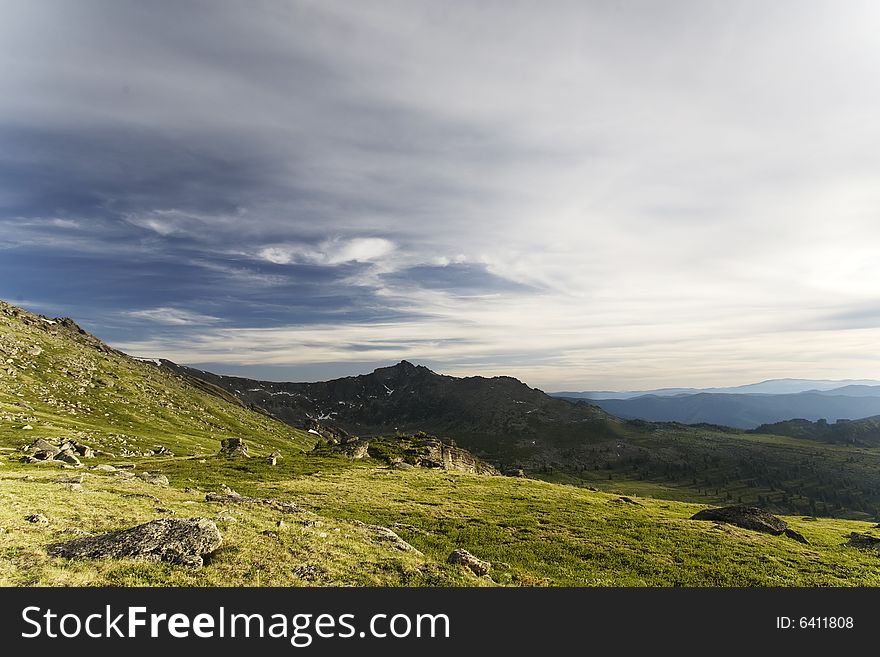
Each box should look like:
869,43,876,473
616,496,643,506
261,530,279,539
302,519,322,527
292,563,324,581
91,464,117,472
847,532,880,550
139,472,169,487
122,493,161,503
214,515,237,523
218,438,249,457
220,484,239,496
55,450,81,466
26,514,49,525
155,507,175,514
46,518,222,567
276,520,286,528
447,548,491,576
784,528,810,545
267,456,277,466
339,440,370,459
73,444,94,458
62,483,83,492
22,425,33,430
690,505,788,536
392,461,415,471
351,520,422,554
54,474,85,484
205,492,301,514
61,528,90,536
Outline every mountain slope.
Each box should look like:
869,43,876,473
0,300,314,457
159,359,621,462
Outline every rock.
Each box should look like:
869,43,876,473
54,474,85,484
205,492,301,514
62,483,83,492
155,508,175,514
55,450,82,466
26,438,60,457
46,518,222,567
447,548,491,576
411,438,499,475
91,464,117,472
26,513,49,525
784,528,810,545
122,493,161,503
616,496,643,506
690,505,788,536
392,461,415,470
267,456,277,466
73,443,94,458
276,520,286,528
214,515,237,523
140,472,169,487
847,532,880,550
22,425,33,430
219,438,249,457
340,441,370,459
351,520,422,555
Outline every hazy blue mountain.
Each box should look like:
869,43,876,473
583,391,880,429
552,378,880,400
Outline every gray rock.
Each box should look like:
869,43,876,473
447,548,491,576
690,505,788,536
784,528,810,544
26,438,60,458
55,450,82,466
140,472,169,487
847,532,880,550
351,520,422,555
267,456,278,466
91,464,117,472
219,438,249,457
205,492,300,514
392,461,415,471
26,513,49,525
46,518,222,567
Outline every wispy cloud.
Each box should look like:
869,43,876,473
126,307,223,326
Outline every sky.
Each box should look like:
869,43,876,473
2,0,880,391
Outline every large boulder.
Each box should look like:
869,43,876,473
691,505,796,537
46,518,222,567
219,438,249,457
447,548,491,576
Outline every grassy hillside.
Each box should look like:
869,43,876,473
4,453,880,586
4,298,880,587
0,300,314,457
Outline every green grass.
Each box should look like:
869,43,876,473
5,298,880,587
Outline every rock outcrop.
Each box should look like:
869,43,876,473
690,505,808,543
22,438,95,465
351,520,422,555
219,438,249,457
447,548,491,576
847,532,880,550
46,518,222,567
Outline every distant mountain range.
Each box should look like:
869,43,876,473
554,379,880,400
552,380,880,429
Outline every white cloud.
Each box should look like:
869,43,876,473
257,237,396,266
126,307,222,326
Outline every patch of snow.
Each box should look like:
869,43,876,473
135,357,162,366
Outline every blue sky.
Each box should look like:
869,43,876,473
2,0,880,389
